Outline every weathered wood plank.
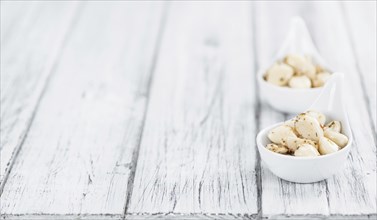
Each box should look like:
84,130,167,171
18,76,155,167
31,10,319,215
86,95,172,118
0,0,79,188
258,109,330,218
129,214,377,220
4,213,376,220
343,1,377,134
307,2,376,216
127,213,255,220
253,2,330,218
1,214,121,220
128,1,258,217
1,1,164,217
255,1,376,218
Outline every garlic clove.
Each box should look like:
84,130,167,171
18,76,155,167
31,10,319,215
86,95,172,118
266,143,289,154
285,54,316,79
313,72,331,87
324,120,342,133
294,144,320,157
283,118,300,136
324,129,348,148
315,65,325,73
265,63,294,86
282,137,318,152
304,65,317,80
283,118,296,128
281,137,299,152
267,125,297,144
295,113,323,141
318,136,340,155
306,110,326,126
288,76,312,89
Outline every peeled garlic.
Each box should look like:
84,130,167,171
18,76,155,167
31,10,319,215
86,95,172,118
295,114,323,141
288,76,312,89
283,118,300,137
324,121,341,133
268,125,297,144
285,54,316,79
265,110,349,157
315,65,325,73
319,136,339,155
266,143,289,154
324,129,348,148
294,144,320,157
313,72,331,87
282,136,318,152
283,118,296,128
306,110,326,126
265,63,294,86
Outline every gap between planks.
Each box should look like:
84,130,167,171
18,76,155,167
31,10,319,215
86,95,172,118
0,1,85,194
254,0,376,217
1,1,166,216
250,2,263,219
122,2,170,219
126,1,258,215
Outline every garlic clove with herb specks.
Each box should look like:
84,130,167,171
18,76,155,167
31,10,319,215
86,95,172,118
266,143,289,154
267,125,297,145
294,144,320,157
295,113,323,141
265,63,294,86
324,120,342,133
282,137,318,152
318,136,339,155
283,118,296,128
306,110,326,126
324,129,348,148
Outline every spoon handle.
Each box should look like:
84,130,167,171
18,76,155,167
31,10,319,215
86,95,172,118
277,16,326,66
310,72,345,114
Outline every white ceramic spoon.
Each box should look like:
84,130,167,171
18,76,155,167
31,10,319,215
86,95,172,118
257,16,331,113
257,72,353,183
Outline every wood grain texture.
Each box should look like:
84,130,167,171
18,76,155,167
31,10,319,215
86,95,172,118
0,1,79,188
255,1,376,218
127,1,258,217
126,213,256,220
343,1,377,134
1,1,376,219
1,1,164,217
253,2,330,218
307,2,376,216
1,214,121,220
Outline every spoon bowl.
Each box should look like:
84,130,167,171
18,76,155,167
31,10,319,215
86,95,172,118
257,73,353,183
258,16,331,113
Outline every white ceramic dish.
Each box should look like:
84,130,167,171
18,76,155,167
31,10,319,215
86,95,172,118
257,73,353,183
257,16,331,114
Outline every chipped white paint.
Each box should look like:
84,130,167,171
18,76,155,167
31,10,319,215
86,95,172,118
255,1,376,218
127,1,258,217
306,2,376,216
0,1,164,217
0,1,376,219
343,1,377,132
0,0,79,187
254,2,330,217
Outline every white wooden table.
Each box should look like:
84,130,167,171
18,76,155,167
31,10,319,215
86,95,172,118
1,1,376,219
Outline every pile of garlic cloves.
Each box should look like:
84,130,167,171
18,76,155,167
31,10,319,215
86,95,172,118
266,110,349,157
264,54,331,88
